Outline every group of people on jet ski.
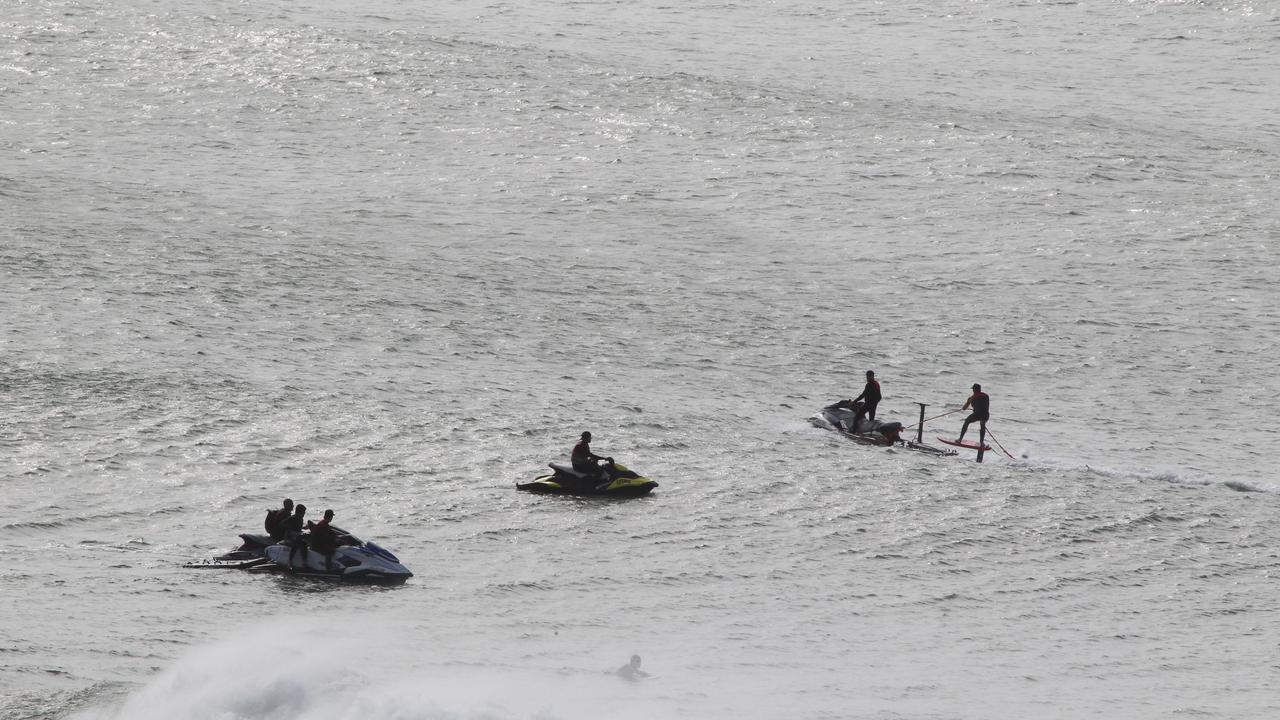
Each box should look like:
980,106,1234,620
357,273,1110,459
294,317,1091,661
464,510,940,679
263,498,342,570
192,499,412,583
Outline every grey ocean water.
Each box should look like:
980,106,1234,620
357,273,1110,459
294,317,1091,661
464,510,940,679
3,0,1279,718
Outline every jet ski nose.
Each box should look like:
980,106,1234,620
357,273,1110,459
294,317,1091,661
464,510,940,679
365,541,400,563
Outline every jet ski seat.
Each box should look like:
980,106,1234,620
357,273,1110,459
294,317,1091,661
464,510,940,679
549,462,590,478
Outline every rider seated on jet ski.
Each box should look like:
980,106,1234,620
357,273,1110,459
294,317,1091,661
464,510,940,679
572,431,617,485
306,509,338,571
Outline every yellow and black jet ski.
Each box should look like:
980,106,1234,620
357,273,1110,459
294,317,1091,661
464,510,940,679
517,462,657,497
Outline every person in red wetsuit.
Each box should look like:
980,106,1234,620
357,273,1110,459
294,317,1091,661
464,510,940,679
307,509,339,571
958,383,990,444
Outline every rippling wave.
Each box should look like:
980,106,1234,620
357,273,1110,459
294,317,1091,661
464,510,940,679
3,0,1278,718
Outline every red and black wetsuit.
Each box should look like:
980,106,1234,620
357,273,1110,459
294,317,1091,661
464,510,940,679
309,518,338,557
965,390,990,421
960,390,990,439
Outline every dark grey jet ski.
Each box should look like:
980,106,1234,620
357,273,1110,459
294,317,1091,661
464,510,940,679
813,400,956,456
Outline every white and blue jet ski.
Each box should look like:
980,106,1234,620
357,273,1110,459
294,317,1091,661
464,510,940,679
189,527,412,585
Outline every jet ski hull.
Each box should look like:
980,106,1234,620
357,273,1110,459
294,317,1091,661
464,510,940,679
813,402,957,456
191,529,413,585
262,542,413,585
517,477,658,497
815,403,903,444
518,463,657,497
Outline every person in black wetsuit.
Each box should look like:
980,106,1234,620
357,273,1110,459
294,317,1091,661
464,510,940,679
281,504,308,569
264,498,293,541
958,383,990,444
571,431,615,487
852,370,882,428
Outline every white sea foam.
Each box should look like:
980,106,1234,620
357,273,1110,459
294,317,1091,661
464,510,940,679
71,619,668,720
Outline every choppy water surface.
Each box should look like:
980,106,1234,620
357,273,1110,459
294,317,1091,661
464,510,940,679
2,1,1278,718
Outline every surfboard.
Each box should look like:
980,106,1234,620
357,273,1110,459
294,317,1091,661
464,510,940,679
937,436,992,451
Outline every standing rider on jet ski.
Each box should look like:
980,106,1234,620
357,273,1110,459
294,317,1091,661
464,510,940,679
852,369,882,428
572,431,616,487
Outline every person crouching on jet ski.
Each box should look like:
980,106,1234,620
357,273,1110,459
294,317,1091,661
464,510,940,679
572,431,616,488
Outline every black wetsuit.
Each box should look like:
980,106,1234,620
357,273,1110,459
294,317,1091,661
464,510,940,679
571,440,600,475
281,513,307,566
571,440,613,489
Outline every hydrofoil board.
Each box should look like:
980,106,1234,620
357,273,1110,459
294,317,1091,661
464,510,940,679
937,436,992,452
